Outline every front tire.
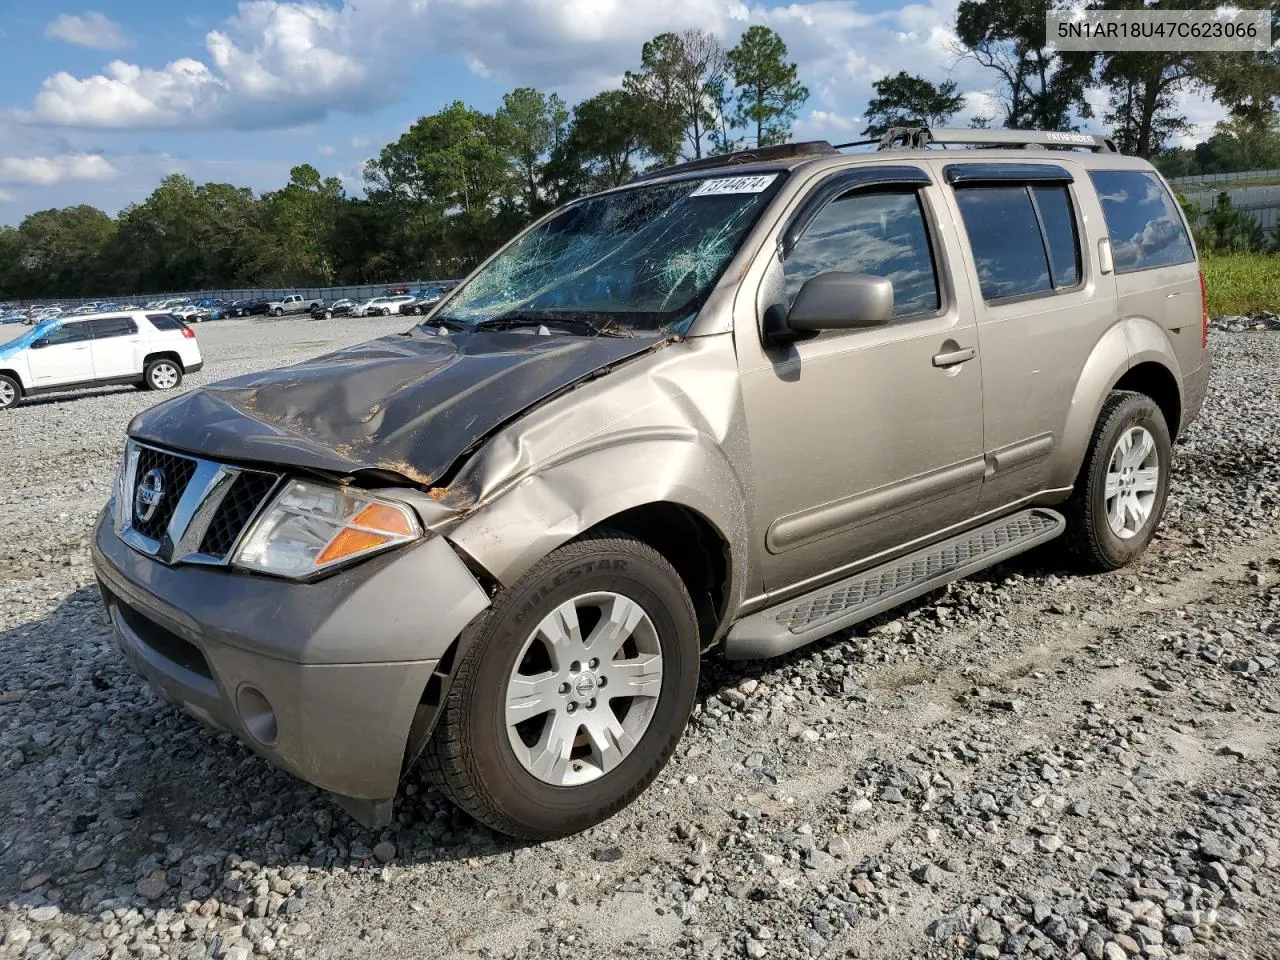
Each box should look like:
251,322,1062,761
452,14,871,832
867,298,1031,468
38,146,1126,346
1061,391,1171,571
425,531,699,840
143,358,183,392
0,374,20,410
273,308,284,317
381,308,391,316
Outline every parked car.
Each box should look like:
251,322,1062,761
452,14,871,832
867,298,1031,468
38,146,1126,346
1,312,26,325
223,299,255,317
0,310,202,409
265,294,324,317
92,128,1211,841
352,295,416,317
385,285,410,296
401,285,450,315
310,299,358,320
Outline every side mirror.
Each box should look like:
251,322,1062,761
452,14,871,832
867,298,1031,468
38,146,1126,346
29,338,48,349
787,272,894,332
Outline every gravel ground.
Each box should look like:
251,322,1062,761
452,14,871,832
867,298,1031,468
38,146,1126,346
1,318,1278,960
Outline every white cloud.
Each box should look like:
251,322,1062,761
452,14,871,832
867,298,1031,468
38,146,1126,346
12,0,1228,151
45,11,131,51
0,189,13,202
0,154,119,186
318,144,336,156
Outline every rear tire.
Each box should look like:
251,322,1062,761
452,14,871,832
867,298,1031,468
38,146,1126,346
0,374,20,410
424,530,699,840
143,358,183,392
1061,391,1171,571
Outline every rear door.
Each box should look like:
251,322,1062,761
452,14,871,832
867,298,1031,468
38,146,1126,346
935,160,1114,509
88,315,142,378
26,321,94,386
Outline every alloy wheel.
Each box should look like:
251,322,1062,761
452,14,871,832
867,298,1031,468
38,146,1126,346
1104,425,1159,539
505,591,664,787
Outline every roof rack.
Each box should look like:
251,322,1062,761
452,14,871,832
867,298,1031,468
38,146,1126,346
834,126,1118,154
629,140,839,183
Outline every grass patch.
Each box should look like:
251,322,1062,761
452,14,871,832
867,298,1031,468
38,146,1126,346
1201,252,1280,316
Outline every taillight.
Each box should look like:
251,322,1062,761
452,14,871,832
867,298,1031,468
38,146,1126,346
1198,270,1209,349
181,327,196,339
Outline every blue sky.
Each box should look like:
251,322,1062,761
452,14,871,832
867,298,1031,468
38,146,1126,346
0,0,1225,225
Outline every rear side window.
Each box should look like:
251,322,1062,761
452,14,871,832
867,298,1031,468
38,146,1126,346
88,316,138,338
1089,170,1195,273
146,313,184,331
785,190,940,319
955,184,1081,301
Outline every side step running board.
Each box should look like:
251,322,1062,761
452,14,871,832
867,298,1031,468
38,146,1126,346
725,508,1065,660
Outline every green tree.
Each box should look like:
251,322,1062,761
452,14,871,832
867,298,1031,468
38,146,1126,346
559,89,656,190
8,205,116,297
955,0,1094,130
1203,192,1265,252
862,71,966,137
726,26,809,147
625,29,729,160
496,87,565,214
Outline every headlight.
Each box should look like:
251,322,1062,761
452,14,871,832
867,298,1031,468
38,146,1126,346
234,479,421,578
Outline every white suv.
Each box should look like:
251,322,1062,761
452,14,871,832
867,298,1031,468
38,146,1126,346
352,295,416,317
0,311,204,410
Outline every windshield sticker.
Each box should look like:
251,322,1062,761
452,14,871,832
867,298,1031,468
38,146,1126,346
689,174,778,197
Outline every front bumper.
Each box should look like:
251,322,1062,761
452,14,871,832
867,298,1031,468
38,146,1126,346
1179,348,1213,437
91,510,489,817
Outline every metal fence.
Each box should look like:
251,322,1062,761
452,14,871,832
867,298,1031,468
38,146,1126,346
12,280,458,311
1175,181,1280,237
1168,168,1280,187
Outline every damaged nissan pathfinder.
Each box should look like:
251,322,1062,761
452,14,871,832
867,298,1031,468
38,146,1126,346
93,128,1212,840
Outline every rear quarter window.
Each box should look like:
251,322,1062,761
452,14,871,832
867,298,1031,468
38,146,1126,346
1088,170,1195,274
146,313,185,331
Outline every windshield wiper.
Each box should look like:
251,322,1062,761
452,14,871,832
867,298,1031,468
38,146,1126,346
473,311,635,338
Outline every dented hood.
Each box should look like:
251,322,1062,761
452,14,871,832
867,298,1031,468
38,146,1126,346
128,328,664,486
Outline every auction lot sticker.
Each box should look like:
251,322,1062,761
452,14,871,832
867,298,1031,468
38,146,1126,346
1047,9,1271,51
691,175,779,196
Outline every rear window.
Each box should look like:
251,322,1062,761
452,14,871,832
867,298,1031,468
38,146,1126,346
955,184,1081,301
1089,170,1195,274
88,316,138,338
146,313,185,331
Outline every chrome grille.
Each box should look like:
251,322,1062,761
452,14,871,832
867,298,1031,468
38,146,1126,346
199,470,278,559
131,447,197,541
118,440,281,566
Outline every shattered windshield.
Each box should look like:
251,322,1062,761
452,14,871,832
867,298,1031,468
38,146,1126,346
439,173,786,334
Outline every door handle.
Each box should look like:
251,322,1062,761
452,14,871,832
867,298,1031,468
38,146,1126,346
932,346,976,367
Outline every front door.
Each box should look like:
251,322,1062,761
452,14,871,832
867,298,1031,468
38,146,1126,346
26,321,94,386
736,172,986,594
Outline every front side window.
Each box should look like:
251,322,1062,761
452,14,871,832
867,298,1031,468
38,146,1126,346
1089,169,1195,273
443,173,786,334
784,190,940,319
37,322,90,346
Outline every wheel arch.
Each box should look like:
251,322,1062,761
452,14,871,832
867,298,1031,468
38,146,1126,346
1051,317,1184,489
143,350,185,372
445,437,750,651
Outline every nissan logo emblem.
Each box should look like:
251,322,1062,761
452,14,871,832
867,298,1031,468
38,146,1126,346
134,468,166,524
